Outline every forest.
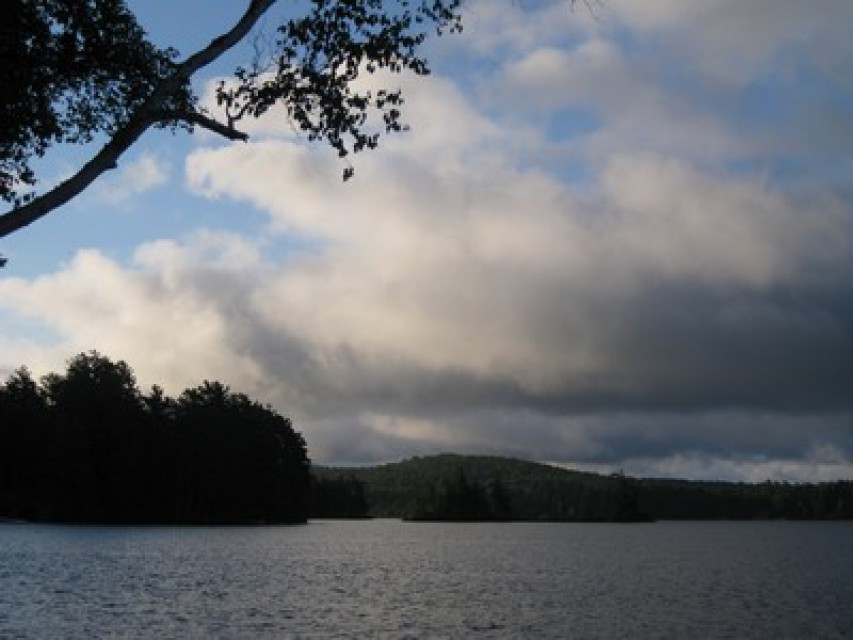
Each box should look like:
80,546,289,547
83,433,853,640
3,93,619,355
317,453,853,522
0,352,310,524
3,355,853,524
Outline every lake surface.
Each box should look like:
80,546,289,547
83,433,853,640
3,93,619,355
1,520,851,638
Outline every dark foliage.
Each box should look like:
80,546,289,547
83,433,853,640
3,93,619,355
310,473,369,519
322,454,649,521
407,470,513,521
319,454,853,522
1,0,191,206
0,352,310,524
636,477,853,521
219,0,462,179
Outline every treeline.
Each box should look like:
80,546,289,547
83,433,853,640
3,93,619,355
407,470,514,521
318,454,853,522
310,474,369,519
317,455,652,522
638,477,853,520
0,352,310,524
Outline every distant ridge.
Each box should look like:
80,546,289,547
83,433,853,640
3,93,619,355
314,453,853,521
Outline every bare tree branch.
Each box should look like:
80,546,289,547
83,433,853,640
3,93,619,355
0,0,276,240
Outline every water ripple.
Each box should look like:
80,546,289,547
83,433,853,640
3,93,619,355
1,520,852,638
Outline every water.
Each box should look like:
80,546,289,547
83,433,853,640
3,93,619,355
1,520,851,639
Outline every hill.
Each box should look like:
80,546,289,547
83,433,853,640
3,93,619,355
315,454,648,521
314,454,853,522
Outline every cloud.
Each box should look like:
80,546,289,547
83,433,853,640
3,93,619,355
184,120,853,405
608,0,853,85
492,41,746,165
89,152,170,205
0,236,265,394
2,0,852,481
479,0,853,186
566,447,853,484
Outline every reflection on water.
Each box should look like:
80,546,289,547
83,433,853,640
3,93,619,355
1,520,852,638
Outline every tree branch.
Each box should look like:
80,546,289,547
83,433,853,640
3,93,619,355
158,111,249,142
0,0,276,240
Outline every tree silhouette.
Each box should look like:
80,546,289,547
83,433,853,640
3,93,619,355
1,0,194,209
0,352,310,524
37,352,143,520
175,381,310,523
409,469,497,521
0,367,50,520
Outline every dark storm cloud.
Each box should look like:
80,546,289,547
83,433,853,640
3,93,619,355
210,270,853,467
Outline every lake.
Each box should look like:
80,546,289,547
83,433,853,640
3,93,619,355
1,520,851,638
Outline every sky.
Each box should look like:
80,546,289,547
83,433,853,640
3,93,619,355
2,0,852,481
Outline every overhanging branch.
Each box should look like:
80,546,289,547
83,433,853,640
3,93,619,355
0,0,276,240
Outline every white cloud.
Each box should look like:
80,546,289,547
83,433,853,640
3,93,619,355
609,0,853,85
134,228,264,273
599,153,852,288
90,152,170,205
0,241,264,395
454,0,594,57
